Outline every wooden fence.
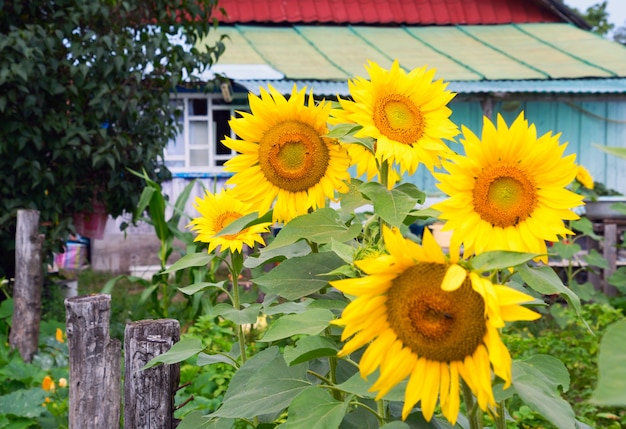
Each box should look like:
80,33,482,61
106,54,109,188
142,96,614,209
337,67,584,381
65,294,180,429
9,209,181,428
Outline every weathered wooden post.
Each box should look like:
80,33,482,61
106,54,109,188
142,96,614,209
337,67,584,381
65,294,121,428
124,319,180,429
9,209,44,362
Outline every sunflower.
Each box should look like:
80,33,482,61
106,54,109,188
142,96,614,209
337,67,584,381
575,165,594,190
331,226,540,424
188,190,271,254
330,60,458,176
433,112,583,262
223,85,351,223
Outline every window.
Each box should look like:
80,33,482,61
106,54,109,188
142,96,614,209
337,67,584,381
164,94,248,175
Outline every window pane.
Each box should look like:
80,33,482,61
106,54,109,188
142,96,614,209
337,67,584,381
188,99,207,116
189,121,209,146
190,149,209,167
213,110,233,155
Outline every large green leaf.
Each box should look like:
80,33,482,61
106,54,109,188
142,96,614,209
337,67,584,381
336,371,407,402
143,337,204,369
470,251,539,272
283,335,338,365
260,309,335,342
254,252,345,300
517,264,581,315
591,320,626,406
512,356,575,429
212,347,309,418
213,303,262,325
244,240,311,269
162,252,213,274
0,388,49,418
263,208,361,252
359,181,419,227
177,412,233,429
178,280,227,296
282,387,350,429
593,143,626,160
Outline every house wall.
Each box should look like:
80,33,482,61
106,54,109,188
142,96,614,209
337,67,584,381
90,98,626,272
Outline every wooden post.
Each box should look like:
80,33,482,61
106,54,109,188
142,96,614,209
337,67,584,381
65,294,121,429
9,209,44,362
124,319,180,429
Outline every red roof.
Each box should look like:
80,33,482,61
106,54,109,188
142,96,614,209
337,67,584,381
216,0,565,25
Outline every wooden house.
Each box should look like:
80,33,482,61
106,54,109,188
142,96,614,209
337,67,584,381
162,0,626,199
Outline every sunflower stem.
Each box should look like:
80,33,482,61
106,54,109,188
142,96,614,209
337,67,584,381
461,379,482,429
229,251,247,364
377,399,387,424
494,400,507,429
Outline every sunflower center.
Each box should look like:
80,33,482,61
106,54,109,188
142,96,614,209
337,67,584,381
373,94,424,145
386,263,486,362
258,120,330,192
473,165,537,228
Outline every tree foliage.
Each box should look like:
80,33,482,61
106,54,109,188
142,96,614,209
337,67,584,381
0,0,225,277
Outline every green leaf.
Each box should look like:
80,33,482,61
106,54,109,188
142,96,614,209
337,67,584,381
517,264,581,315
590,320,626,406
593,143,626,160
214,211,266,237
282,387,350,429
336,371,407,402
197,352,237,368
212,347,309,418
143,337,204,369
254,252,345,300
213,303,261,325
359,181,419,228
162,252,213,274
583,248,609,269
178,280,227,296
512,355,575,429
470,250,539,271
328,238,356,264
177,412,233,429
283,335,338,365
570,217,601,240
260,308,335,342
0,298,13,319
0,388,49,418
608,267,626,293
551,241,581,261
263,208,361,252
245,240,311,269
380,423,411,429
338,179,371,214
325,123,362,139
516,355,570,392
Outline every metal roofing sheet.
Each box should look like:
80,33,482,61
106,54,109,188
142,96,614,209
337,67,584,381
196,24,626,91
235,79,626,97
518,23,626,76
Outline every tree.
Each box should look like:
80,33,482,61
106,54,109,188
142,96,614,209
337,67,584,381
570,1,614,36
0,0,225,278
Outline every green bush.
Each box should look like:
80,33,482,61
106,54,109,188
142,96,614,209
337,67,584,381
503,303,625,428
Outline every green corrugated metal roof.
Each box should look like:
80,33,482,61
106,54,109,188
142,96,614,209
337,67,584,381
199,23,626,92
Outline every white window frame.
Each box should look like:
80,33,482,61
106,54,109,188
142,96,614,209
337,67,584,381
165,93,249,175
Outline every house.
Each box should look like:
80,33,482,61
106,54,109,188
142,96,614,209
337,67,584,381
93,0,626,272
